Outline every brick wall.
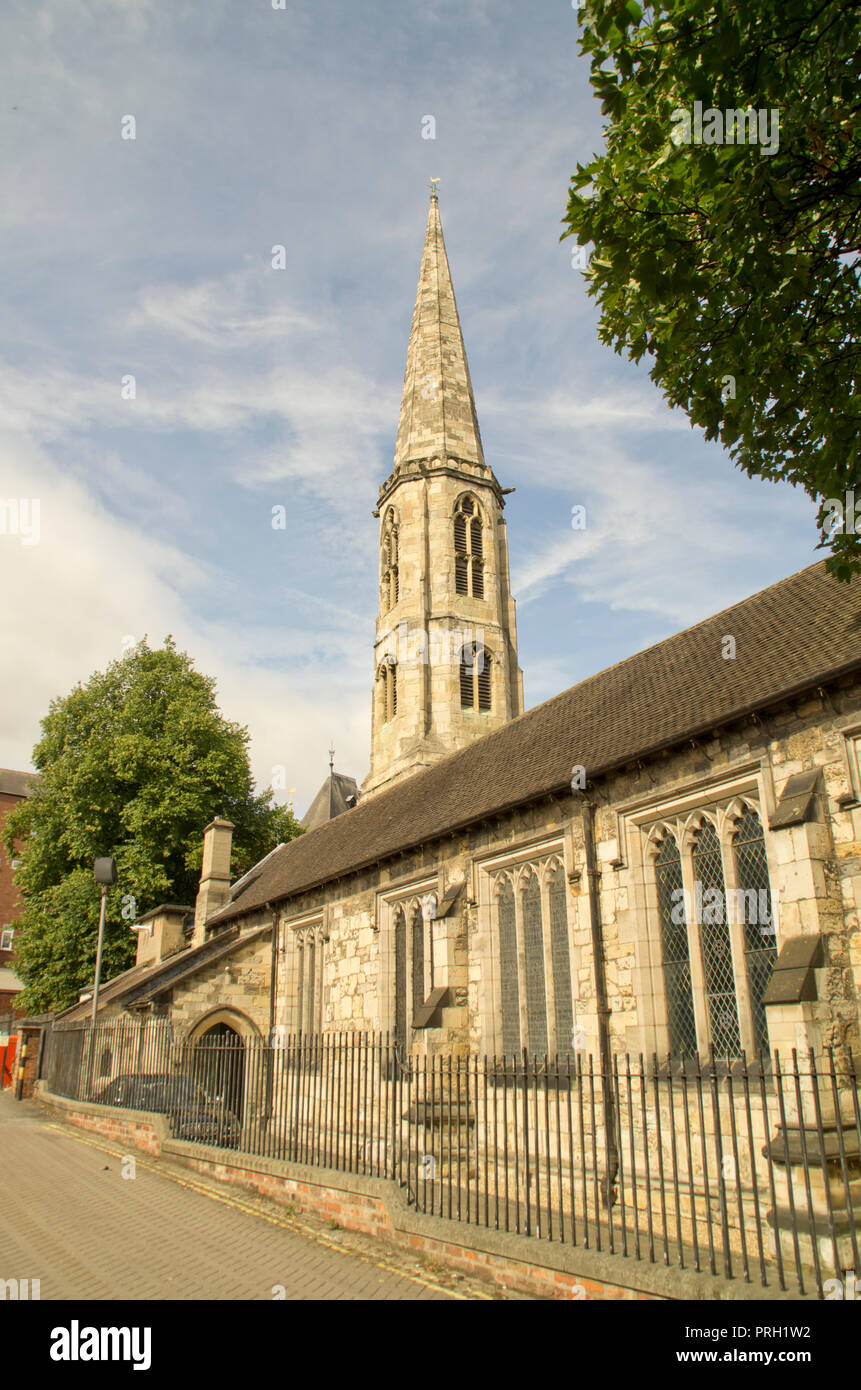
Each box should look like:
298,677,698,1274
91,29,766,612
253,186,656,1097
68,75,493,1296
39,1090,808,1302
0,789,26,1018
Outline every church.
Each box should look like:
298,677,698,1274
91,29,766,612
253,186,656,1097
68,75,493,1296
66,190,861,1072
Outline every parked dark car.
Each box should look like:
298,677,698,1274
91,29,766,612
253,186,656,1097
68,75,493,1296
92,1072,241,1148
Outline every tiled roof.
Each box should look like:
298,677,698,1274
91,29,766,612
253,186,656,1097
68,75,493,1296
301,772,361,831
212,561,861,925
0,769,38,798
55,924,270,1021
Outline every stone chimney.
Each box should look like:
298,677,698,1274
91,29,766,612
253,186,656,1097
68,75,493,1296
135,905,192,967
193,817,234,946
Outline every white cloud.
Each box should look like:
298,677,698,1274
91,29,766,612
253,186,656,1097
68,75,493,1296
0,437,373,809
128,268,319,347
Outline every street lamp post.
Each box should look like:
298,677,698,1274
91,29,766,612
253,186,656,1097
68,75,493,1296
87,857,117,1095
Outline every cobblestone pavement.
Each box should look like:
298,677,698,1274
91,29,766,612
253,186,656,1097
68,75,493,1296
0,1092,517,1300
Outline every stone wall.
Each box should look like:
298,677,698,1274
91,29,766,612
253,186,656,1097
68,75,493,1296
167,925,272,1040
260,673,861,1062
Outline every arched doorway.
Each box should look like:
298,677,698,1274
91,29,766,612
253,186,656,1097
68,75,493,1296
193,1022,245,1119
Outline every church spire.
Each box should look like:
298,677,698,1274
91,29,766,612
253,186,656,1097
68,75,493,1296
393,189,487,475
363,192,523,798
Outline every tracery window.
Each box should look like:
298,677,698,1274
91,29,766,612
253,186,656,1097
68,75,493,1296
693,821,742,1056
454,495,484,598
654,833,697,1056
491,855,574,1057
460,643,492,711
648,801,777,1058
732,808,777,1055
290,924,326,1034
391,891,436,1055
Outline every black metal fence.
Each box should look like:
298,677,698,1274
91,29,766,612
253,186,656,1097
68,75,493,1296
42,1020,861,1299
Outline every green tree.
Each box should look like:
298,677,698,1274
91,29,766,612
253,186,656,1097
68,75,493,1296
563,0,861,576
3,639,303,1013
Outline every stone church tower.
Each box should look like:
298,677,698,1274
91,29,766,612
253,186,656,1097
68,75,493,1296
364,191,523,796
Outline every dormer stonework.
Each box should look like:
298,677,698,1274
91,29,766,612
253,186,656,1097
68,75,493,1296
134,904,192,968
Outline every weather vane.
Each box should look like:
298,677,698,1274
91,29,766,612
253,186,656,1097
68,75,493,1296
429,177,440,200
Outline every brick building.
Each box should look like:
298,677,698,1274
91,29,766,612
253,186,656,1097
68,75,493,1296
0,768,37,1019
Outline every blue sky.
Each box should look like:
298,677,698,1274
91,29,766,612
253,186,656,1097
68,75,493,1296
0,0,822,815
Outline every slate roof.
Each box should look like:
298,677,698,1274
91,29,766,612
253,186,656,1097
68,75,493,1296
210,560,860,926
55,924,271,1022
0,769,38,798
301,771,361,831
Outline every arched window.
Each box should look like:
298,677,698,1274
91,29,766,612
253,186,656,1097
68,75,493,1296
732,808,777,1055
454,495,484,598
460,643,491,711
548,864,574,1056
654,833,697,1055
411,904,425,1018
379,658,397,722
381,509,399,612
491,859,575,1058
692,820,741,1056
520,872,548,1055
393,907,407,1055
496,877,520,1057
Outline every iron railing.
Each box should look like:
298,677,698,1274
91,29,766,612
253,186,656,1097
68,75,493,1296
41,1020,861,1299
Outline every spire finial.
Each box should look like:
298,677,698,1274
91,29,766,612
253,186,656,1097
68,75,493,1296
328,743,335,772
429,177,440,201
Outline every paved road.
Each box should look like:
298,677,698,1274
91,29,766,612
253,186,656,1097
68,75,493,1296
0,1091,489,1300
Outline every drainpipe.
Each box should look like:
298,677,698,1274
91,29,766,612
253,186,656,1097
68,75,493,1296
580,797,618,1208
267,903,278,1041
266,903,277,1126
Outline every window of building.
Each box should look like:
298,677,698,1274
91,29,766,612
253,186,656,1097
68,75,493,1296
648,801,777,1058
460,643,491,711
292,926,325,1034
381,508,399,612
491,855,574,1057
454,495,484,598
731,807,777,1055
693,820,742,1056
378,658,397,722
842,727,861,803
0,928,13,952
654,834,697,1056
390,891,436,1055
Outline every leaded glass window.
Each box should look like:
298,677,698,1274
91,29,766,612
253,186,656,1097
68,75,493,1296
732,808,777,1055
492,861,575,1058
521,874,548,1054
654,833,697,1055
548,866,574,1055
497,878,521,1057
411,905,425,1018
394,907,407,1054
692,821,741,1056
